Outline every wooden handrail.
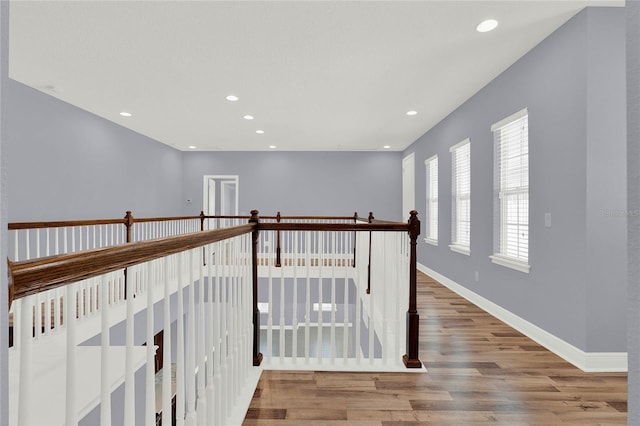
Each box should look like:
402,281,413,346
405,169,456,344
258,222,409,232
8,218,126,230
8,224,255,303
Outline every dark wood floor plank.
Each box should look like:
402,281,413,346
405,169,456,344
243,270,627,425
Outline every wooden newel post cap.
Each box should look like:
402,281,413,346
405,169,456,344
368,212,374,223
249,210,260,223
124,210,134,226
408,210,420,238
276,211,281,222
199,211,205,219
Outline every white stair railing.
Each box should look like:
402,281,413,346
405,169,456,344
9,230,254,426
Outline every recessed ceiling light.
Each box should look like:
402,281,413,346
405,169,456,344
269,145,277,149
383,145,391,149
256,130,265,134
476,19,498,33
243,115,254,120
188,145,197,149
406,110,418,116
120,111,132,117
225,95,239,101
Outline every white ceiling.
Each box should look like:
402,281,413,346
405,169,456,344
9,0,623,152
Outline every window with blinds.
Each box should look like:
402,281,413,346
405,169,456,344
425,155,438,244
490,109,530,273
450,139,470,254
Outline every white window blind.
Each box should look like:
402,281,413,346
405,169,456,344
450,140,470,253
425,156,438,243
491,109,529,272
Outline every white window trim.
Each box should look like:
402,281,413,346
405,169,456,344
491,108,528,132
424,237,438,246
449,137,471,153
490,254,530,273
451,139,471,251
491,109,530,270
449,244,470,256
425,154,438,243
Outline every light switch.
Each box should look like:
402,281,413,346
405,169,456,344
545,213,551,228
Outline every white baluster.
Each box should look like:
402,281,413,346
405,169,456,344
292,232,298,363
176,253,186,426
100,274,112,425
18,295,34,425
305,232,311,363
65,284,78,426
206,245,215,425
14,230,19,261
343,241,349,362
145,262,156,426
267,238,273,362
162,257,173,426
280,238,285,364
213,243,222,425
317,232,324,364
25,229,30,260
124,266,136,425
330,232,336,364
186,251,197,424
36,230,41,258
197,248,207,425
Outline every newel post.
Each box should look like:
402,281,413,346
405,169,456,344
403,210,422,368
124,211,134,243
275,211,282,267
199,210,206,231
352,212,358,268
123,211,134,299
249,210,263,366
366,212,374,294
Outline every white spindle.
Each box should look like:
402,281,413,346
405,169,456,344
186,251,197,424
162,257,173,426
25,229,30,260
213,244,222,425
34,295,42,340
343,244,349,361
44,291,52,336
197,247,207,425
206,245,215,425
305,232,311,362
176,253,186,426
14,230,19,261
330,232,336,363
65,284,78,426
279,239,285,363
145,262,155,426
36,230,41,259
267,240,273,361
18,295,34,425
55,228,60,255
292,233,298,363
100,274,112,425
317,232,324,363
124,266,136,425
46,228,50,257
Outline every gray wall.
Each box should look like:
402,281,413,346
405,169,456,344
5,80,184,221
0,1,8,424
627,1,640,424
181,151,402,220
403,8,626,353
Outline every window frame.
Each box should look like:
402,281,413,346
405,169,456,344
424,155,438,246
449,139,471,255
489,108,531,273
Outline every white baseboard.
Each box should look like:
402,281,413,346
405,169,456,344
417,263,627,373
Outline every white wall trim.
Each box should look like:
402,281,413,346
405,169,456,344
417,263,627,373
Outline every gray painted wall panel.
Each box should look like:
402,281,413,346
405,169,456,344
0,1,8,424
585,8,627,352
181,151,402,220
5,80,184,221
404,8,626,352
627,1,640,423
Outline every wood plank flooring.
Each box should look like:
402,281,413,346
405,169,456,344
243,271,627,425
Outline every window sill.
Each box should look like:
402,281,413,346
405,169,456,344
449,244,470,256
424,238,438,246
490,254,530,273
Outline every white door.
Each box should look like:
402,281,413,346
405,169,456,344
203,175,239,228
402,153,415,221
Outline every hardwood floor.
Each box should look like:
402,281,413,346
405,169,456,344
243,271,627,425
